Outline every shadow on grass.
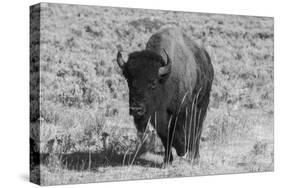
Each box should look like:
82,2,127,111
41,150,163,171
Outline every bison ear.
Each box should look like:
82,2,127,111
158,49,172,81
117,51,125,70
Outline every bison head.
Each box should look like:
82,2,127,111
117,49,171,133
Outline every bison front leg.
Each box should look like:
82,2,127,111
158,134,173,165
152,111,174,166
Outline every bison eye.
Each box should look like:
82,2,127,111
149,79,157,90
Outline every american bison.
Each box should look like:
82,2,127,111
117,27,214,164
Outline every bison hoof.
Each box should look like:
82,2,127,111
161,162,168,168
161,160,172,168
163,154,173,165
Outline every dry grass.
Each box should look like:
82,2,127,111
30,3,273,185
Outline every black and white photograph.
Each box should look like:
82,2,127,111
29,2,274,186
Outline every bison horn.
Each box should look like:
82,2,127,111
158,48,172,77
117,51,125,69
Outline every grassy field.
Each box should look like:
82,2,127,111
30,3,273,185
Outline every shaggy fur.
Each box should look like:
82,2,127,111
119,27,214,163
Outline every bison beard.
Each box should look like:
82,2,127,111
116,27,214,165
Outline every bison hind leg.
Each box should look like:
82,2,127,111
188,95,210,163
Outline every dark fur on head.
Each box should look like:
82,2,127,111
121,50,169,133
128,50,166,66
